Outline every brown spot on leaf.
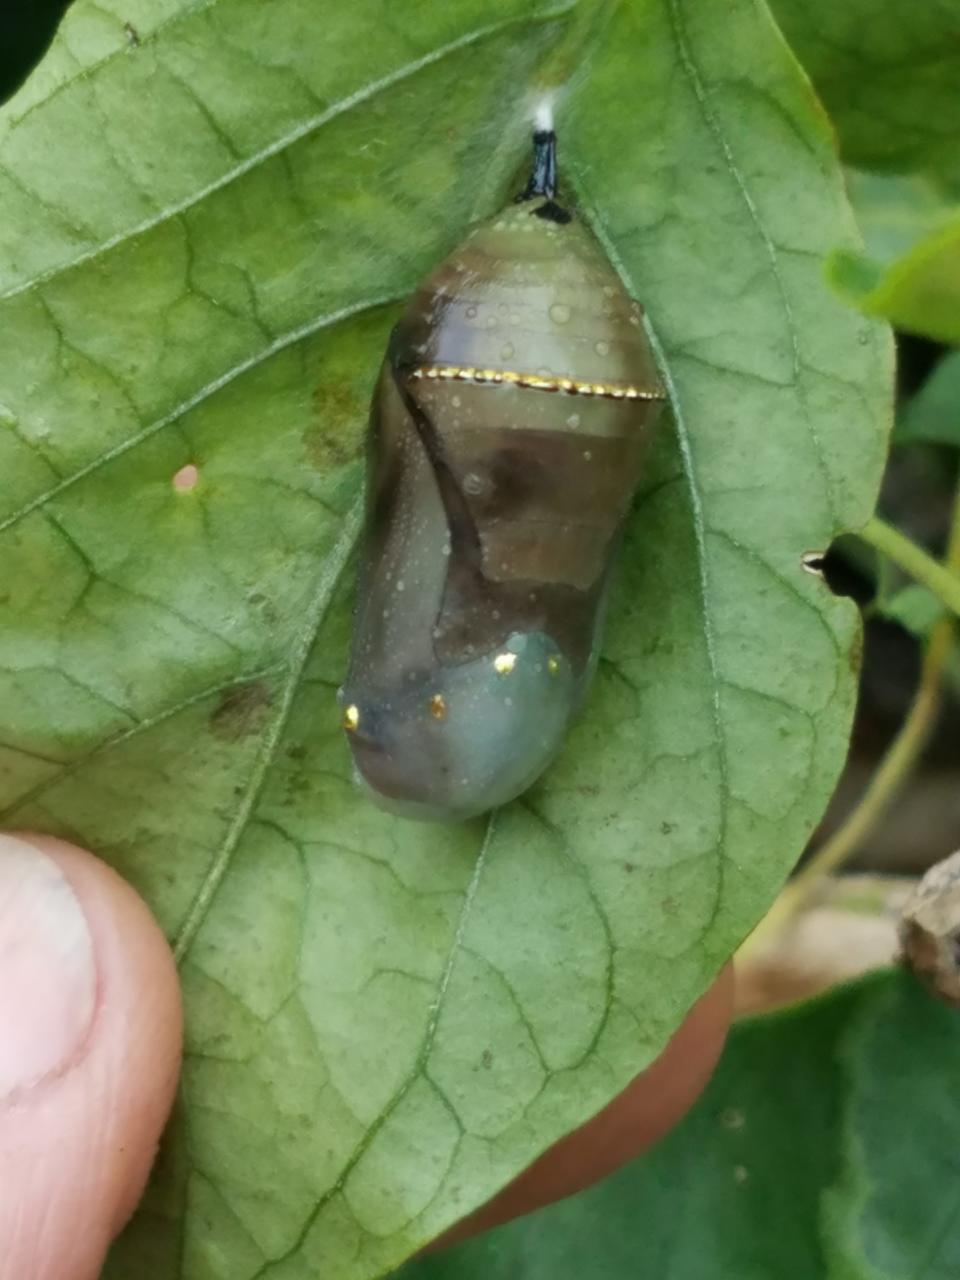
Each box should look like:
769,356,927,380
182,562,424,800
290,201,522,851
304,380,364,471
211,681,273,742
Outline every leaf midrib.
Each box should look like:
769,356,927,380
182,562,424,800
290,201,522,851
248,817,497,1278
0,293,397,537
0,662,283,823
664,0,837,527
568,0,845,941
0,3,576,304
171,495,362,962
0,3,578,545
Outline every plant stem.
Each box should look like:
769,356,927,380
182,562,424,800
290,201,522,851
860,516,960,617
743,501,960,956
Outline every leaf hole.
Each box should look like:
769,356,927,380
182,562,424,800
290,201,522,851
801,550,826,577
172,463,200,492
801,541,874,605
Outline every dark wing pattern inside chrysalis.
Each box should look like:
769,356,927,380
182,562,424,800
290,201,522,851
341,166,665,821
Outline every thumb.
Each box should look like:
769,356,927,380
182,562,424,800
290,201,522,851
0,833,182,1280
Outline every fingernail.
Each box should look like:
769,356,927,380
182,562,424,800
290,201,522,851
0,836,96,1101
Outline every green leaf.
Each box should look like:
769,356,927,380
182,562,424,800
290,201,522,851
827,172,960,343
0,0,891,1275
767,0,960,174
829,228,960,345
402,980,855,1280
846,171,960,269
401,971,960,1280
825,973,960,1279
897,351,960,448
878,583,947,638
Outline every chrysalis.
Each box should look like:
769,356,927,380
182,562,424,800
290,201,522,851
339,124,666,821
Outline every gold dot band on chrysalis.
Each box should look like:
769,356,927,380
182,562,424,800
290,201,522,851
410,365,665,402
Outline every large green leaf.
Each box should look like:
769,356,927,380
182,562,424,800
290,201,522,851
768,0,960,174
404,970,960,1280
0,0,891,1275
826,171,960,343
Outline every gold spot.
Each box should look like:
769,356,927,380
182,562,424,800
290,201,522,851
547,655,561,676
494,652,517,675
429,693,447,720
343,704,360,731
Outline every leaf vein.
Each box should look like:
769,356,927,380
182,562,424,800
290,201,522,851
0,5,575,303
252,813,498,1276
665,0,836,524
172,497,362,962
0,293,396,537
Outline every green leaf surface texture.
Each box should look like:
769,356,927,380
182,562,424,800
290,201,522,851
768,0,960,173
0,0,891,1275
825,973,960,1280
405,971,960,1280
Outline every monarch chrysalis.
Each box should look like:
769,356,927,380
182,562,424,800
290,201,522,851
339,123,666,821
